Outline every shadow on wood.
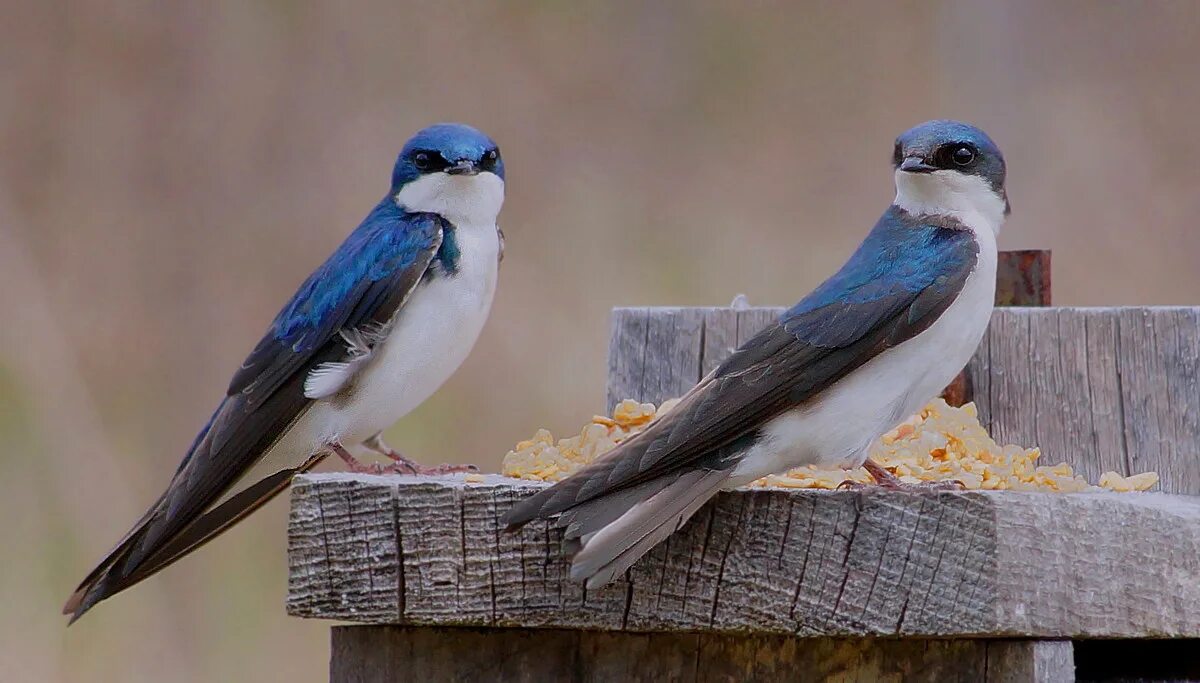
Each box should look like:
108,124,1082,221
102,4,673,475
330,626,1073,683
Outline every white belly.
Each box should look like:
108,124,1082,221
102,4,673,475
728,238,997,484
319,222,500,444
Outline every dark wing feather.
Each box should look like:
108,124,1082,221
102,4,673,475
504,212,978,529
65,203,446,622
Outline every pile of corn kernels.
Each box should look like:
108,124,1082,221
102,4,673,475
501,398,1160,493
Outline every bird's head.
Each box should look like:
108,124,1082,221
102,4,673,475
892,120,1008,234
392,123,504,225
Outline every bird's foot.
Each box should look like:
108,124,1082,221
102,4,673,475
837,478,965,492
362,433,477,476
332,445,392,474
333,443,478,476
836,458,965,492
382,454,479,476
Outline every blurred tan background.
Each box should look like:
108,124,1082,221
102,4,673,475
2,1,1198,681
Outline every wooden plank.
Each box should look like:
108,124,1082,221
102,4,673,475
330,626,1072,682
605,305,783,411
975,307,1200,495
984,641,1074,683
735,307,783,346
288,474,1200,639
287,475,401,623
608,306,1200,494
699,307,738,377
1114,308,1200,496
605,307,705,413
640,307,704,407
605,307,649,413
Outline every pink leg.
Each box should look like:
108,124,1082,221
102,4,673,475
332,443,389,474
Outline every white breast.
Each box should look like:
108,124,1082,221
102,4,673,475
319,221,500,445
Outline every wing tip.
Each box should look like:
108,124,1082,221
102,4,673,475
61,578,108,625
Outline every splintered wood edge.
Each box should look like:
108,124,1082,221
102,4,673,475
287,474,1200,638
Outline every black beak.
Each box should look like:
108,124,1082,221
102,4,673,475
899,156,937,173
446,159,479,176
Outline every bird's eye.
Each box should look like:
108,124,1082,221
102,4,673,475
480,148,500,169
413,152,431,170
951,146,975,166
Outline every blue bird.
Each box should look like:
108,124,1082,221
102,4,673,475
65,123,507,622
504,120,1008,588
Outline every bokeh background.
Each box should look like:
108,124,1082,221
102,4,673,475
2,1,1199,681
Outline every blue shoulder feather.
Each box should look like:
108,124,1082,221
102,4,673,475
228,199,444,400
783,207,978,348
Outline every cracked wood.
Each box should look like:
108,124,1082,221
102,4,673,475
288,474,1200,638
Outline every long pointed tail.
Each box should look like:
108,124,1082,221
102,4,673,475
531,469,730,588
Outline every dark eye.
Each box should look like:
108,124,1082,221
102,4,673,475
481,148,500,170
413,152,431,170
951,146,975,166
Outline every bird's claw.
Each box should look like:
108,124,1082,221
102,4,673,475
837,477,966,492
382,459,479,476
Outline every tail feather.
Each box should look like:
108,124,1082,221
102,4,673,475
62,459,318,624
566,469,730,587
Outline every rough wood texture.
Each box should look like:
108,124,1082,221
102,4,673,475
968,307,1200,496
288,474,1200,638
606,306,1200,495
330,626,1073,683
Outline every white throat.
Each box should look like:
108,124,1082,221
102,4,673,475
395,171,505,226
893,169,1007,238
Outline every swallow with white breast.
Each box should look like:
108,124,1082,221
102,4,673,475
65,123,506,622
503,120,1009,588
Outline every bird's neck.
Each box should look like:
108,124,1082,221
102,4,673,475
395,173,505,228
892,170,1007,240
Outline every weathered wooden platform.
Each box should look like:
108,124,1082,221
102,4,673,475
289,475,1200,639
288,299,1200,682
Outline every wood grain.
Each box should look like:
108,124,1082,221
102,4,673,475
330,626,1073,683
607,306,1200,494
288,474,1200,639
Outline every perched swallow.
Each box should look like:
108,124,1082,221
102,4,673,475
65,123,506,622
504,120,1008,588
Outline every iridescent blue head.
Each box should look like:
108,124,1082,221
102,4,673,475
392,123,504,189
391,123,505,226
891,120,1010,227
